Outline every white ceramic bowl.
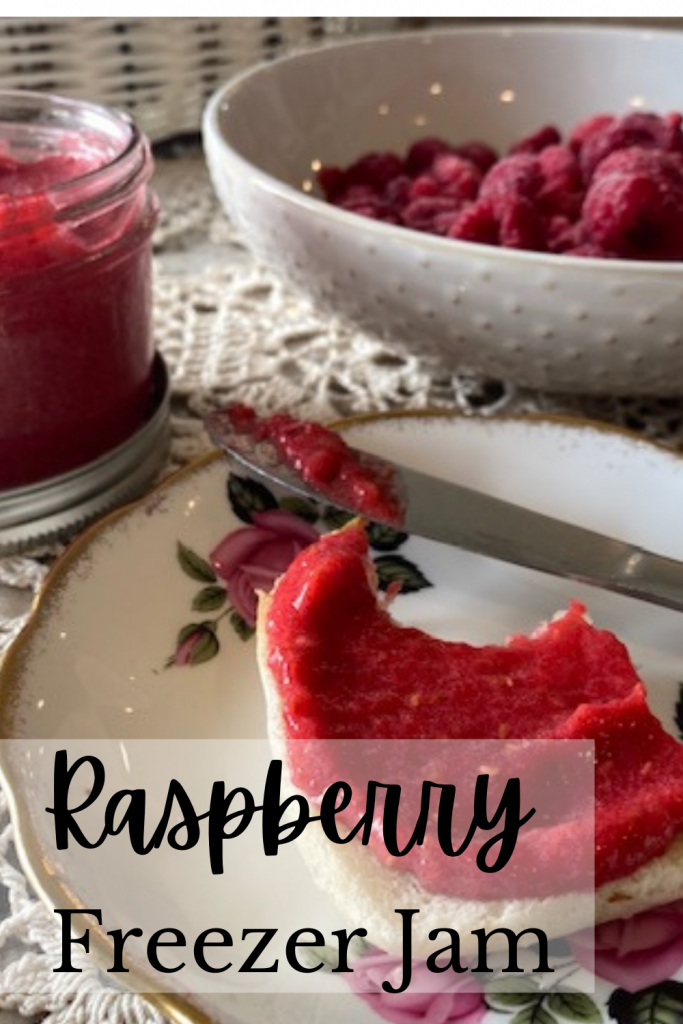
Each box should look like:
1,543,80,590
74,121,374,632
203,26,683,395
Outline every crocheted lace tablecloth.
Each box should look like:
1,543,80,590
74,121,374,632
2,147,683,1024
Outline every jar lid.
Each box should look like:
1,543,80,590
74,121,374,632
0,354,171,555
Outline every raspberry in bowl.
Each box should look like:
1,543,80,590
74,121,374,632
317,113,683,262
204,25,683,395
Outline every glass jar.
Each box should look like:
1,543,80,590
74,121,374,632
0,90,158,490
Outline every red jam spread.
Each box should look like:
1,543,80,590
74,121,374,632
226,404,403,524
0,144,103,196
265,524,683,897
0,105,155,490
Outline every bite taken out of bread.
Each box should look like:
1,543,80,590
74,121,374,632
256,522,683,958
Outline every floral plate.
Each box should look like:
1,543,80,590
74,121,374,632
3,411,683,1024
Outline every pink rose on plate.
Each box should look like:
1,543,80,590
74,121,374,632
347,949,486,1024
210,508,318,626
569,900,683,992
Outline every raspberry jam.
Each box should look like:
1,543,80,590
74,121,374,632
224,404,404,524
267,525,683,897
0,91,157,490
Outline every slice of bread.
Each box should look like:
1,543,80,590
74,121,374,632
256,572,683,959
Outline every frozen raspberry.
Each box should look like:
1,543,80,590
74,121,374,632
383,174,411,206
566,243,614,258
448,195,545,251
431,154,482,201
335,184,379,211
344,152,405,193
317,165,346,201
408,175,439,199
405,136,451,175
592,145,683,184
510,125,562,155
580,112,683,181
379,210,401,225
433,209,462,236
339,198,385,220
583,149,683,259
546,215,582,254
497,196,546,250
402,196,461,233
341,194,402,224
569,114,615,155
451,141,498,174
339,185,390,219
539,144,581,182
480,154,543,202
537,145,584,218
664,111,683,147
448,199,499,246
320,113,683,260
342,184,376,202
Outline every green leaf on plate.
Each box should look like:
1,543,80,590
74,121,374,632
510,1003,557,1024
177,541,216,583
173,623,220,666
347,933,371,961
177,622,202,646
548,992,602,1023
192,586,227,612
279,495,320,523
608,982,683,1024
373,554,432,594
227,474,278,524
230,610,255,642
296,943,339,973
485,976,541,1009
366,522,409,552
187,629,220,665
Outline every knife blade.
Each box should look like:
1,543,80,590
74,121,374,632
206,409,683,614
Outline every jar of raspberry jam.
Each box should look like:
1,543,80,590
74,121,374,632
0,90,158,490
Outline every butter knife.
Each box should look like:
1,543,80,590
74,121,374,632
206,410,683,613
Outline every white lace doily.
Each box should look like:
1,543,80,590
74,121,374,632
3,148,683,1023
